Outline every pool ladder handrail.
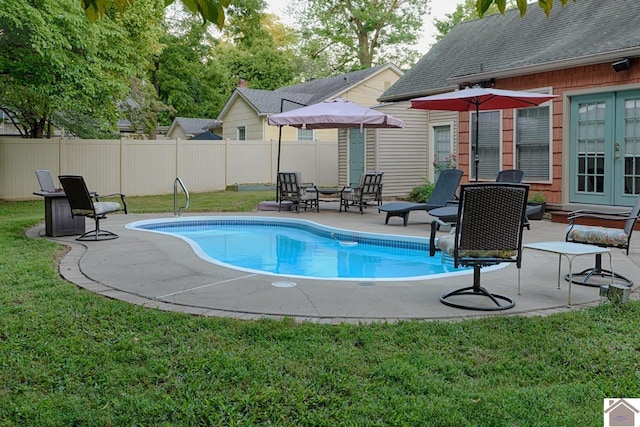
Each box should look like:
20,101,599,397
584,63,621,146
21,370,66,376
174,177,190,216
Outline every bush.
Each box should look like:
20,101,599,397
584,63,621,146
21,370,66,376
408,179,434,202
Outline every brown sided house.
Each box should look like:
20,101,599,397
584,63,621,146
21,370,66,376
377,0,640,209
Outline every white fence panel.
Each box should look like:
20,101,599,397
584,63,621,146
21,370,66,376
0,137,338,200
226,140,274,185
121,139,177,196
177,140,227,192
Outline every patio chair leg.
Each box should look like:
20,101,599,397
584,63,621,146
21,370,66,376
564,254,632,287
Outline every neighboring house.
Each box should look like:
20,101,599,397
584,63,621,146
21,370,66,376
378,0,640,208
166,117,223,140
217,63,404,187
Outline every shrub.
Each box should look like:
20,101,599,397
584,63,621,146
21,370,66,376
408,179,434,202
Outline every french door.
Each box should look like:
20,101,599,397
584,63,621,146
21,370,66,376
570,90,640,206
348,129,365,185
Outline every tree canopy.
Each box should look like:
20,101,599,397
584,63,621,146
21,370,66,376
477,0,576,17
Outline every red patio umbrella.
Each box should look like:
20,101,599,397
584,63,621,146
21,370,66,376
410,87,557,181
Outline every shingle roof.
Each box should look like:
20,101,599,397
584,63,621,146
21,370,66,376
224,64,400,116
174,117,222,135
380,0,640,102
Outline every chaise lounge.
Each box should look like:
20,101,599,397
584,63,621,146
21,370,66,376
378,169,463,226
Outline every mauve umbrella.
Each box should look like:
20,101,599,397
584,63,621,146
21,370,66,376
410,87,557,181
268,97,405,129
268,98,404,199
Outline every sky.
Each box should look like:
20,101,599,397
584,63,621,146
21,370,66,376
264,0,465,49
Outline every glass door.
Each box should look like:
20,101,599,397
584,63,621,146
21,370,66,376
570,90,640,207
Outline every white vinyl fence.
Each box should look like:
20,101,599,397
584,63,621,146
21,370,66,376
0,137,338,200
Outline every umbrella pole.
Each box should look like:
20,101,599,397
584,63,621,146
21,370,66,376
276,125,283,201
474,105,480,182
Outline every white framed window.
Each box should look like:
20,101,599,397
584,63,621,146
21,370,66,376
470,110,501,180
515,94,552,182
297,128,314,141
237,126,246,141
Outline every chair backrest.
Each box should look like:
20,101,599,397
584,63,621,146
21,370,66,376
454,183,529,266
58,175,95,214
428,169,463,207
358,172,383,197
278,171,302,198
35,170,57,192
624,194,640,237
496,169,524,183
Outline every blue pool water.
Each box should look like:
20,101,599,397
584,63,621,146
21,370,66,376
127,217,468,281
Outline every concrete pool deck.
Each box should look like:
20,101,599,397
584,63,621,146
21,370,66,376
29,202,640,323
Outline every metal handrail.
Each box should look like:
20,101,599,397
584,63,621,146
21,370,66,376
174,177,190,216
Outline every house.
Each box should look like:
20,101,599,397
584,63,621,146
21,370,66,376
377,0,640,207
604,398,639,426
166,117,222,140
217,63,404,186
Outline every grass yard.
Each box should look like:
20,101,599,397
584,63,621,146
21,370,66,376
1,192,638,426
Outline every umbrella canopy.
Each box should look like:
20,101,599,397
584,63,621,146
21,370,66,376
410,87,557,181
268,98,405,129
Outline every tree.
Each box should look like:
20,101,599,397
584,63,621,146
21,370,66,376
434,0,517,41
0,0,164,138
289,0,429,74
81,0,229,28
477,0,576,18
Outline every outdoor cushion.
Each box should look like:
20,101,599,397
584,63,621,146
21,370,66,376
437,235,517,259
565,224,629,248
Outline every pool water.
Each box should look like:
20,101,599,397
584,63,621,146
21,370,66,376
128,217,468,281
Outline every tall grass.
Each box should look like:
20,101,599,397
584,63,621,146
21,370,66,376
1,192,638,425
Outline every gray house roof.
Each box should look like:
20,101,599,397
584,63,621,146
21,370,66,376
219,63,402,118
167,117,222,137
380,0,640,102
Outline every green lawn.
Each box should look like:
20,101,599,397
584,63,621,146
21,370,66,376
1,192,638,426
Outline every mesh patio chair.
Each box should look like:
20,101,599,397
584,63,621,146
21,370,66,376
58,175,127,241
340,172,384,214
431,183,530,311
35,170,60,193
564,194,640,287
277,171,319,213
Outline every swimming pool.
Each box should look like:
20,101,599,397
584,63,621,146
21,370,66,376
127,216,473,281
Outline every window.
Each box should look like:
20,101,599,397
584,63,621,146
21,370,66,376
433,125,452,163
237,126,246,141
470,111,501,180
297,128,314,141
516,104,551,181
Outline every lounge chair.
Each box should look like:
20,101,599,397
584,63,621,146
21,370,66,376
35,169,61,193
58,175,127,241
278,171,319,213
378,169,463,226
564,194,640,287
340,172,384,214
431,182,529,311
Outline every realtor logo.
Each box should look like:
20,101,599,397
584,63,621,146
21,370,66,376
604,398,640,426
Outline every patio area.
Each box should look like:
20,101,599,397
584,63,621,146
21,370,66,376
30,201,640,323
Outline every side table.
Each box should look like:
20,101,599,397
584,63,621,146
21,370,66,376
33,191,85,237
523,241,612,307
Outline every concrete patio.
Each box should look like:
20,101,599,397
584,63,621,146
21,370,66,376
29,201,640,323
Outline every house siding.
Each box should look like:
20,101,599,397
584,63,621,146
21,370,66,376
221,98,263,140
466,60,640,205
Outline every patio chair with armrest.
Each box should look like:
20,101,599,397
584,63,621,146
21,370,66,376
564,194,640,287
58,175,127,241
378,169,463,226
278,171,319,213
430,183,529,311
340,172,384,214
